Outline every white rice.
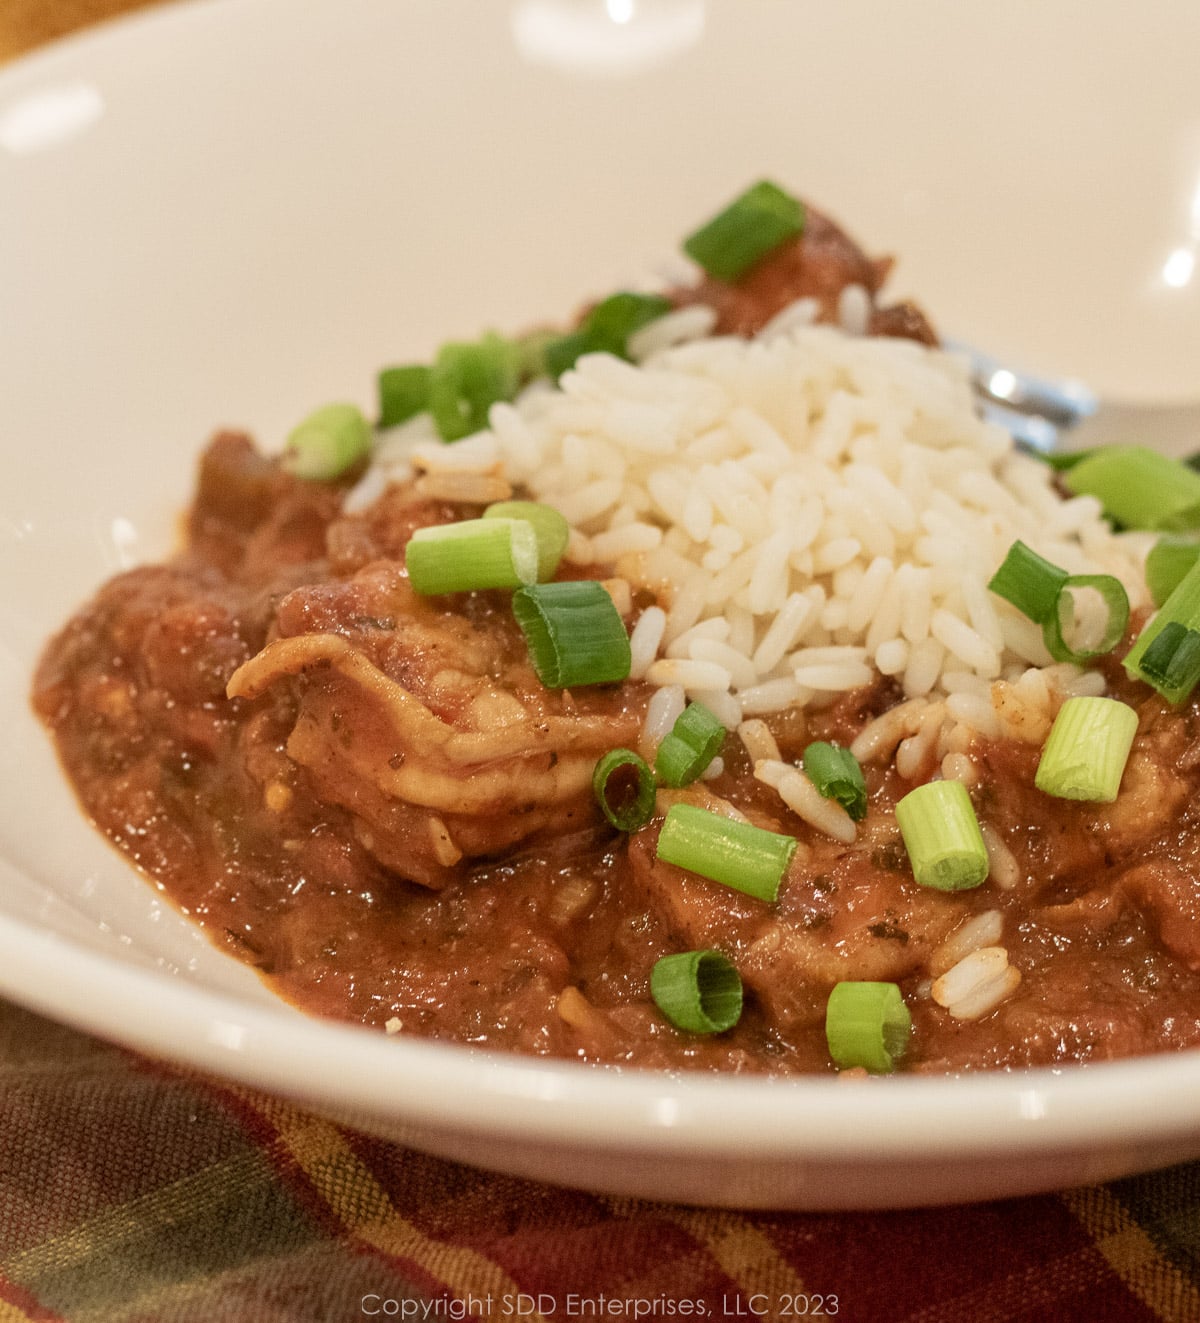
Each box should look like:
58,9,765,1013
930,946,1022,1020
628,605,667,679
350,317,1153,753
929,910,1005,978
737,718,782,764
638,683,685,761
754,758,857,844
979,821,1023,890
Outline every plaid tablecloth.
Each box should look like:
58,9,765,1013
6,5,1200,1320
1,997,1200,1323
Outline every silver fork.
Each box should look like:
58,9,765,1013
948,339,1200,460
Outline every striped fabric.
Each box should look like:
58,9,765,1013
0,1001,1198,1323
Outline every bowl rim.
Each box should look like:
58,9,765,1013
4,902,1200,1161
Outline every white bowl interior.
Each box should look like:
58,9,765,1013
4,0,1200,1207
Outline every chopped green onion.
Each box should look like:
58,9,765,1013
584,291,673,348
1139,622,1200,695
1034,447,1100,472
683,180,806,282
988,541,1128,664
483,500,569,582
541,292,673,379
987,540,1069,624
513,328,557,381
1034,695,1138,802
894,780,989,892
282,403,372,480
512,580,631,688
651,949,743,1035
406,518,538,595
655,702,726,788
377,365,431,429
1146,536,1200,608
541,330,593,380
1041,573,1130,664
428,333,520,441
1064,446,1200,531
825,981,911,1074
802,741,868,821
1125,555,1200,703
656,803,797,904
380,328,549,432
592,748,656,832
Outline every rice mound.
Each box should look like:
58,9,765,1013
353,321,1152,728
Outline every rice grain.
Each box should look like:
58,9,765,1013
931,947,1021,1021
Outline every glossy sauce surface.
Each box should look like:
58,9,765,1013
32,215,1200,1076
32,434,1200,1075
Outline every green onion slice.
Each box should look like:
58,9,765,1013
379,328,550,431
683,180,806,282
1064,446,1200,532
655,702,726,788
988,540,1128,664
513,328,557,382
656,803,797,904
1041,573,1130,664
987,540,1069,624
1035,695,1138,802
282,403,372,480
1034,447,1100,473
825,981,912,1074
894,780,989,892
584,291,673,349
802,741,868,821
592,748,656,832
1139,622,1200,695
483,500,569,582
541,292,673,379
1146,536,1200,608
1125,555,1200,703
406,518,538,596
542,330,593,381
377,365,431,429
650,949,743,1035
428,333,520,441
512,581,631,688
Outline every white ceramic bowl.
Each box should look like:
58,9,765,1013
4,0,1200,1209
